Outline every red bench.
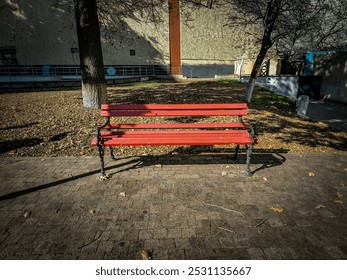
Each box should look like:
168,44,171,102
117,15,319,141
91,103,257,179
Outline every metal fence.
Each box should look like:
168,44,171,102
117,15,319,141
0,65,170,82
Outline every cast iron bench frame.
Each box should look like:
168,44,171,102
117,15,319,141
91,103,257,178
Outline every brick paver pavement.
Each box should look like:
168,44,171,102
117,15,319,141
1,152,347,260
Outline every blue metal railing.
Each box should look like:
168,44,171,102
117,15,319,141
0,65,170,83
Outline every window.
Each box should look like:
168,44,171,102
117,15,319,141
0,47,17,65
70,47,79,63
70,48,79,54
130,49,136,56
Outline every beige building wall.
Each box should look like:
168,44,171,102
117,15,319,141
1,0,78,65
180,8,256,65
0,0,170,65
0,0,278,75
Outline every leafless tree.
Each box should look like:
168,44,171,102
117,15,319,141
182,0,347,102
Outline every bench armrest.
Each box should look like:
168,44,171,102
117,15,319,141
240,116,256,145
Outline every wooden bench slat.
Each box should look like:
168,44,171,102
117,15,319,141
101,109,248,117
105,122,247,129
100,130,250,137
102,103,248,110
91,136,253,146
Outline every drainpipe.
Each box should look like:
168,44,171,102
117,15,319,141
168,0,181,77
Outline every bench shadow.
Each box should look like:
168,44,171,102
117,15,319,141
0,149,287,202
108,147,288,176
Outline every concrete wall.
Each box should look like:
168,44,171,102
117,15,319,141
314,52,347,104
241,76,299,100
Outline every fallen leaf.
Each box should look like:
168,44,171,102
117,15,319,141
99,173,111,180
336,192,344,198
141,250,151,260
335,163,342,167
308,172,315,177
315,204,325,209
269,207,284,213
23,211,31,218
263,177,268,181
334,200,344,204
221,171,227,176
119,192,126,197
155,164,162,168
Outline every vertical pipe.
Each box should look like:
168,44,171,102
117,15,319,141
168,0,181,76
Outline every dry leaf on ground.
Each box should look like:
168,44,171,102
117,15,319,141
308,172,315,177
336,192,344,198
269,207,284,213
334,200,344,204
315,204,325,209
23,211,31,218
141,250,151,260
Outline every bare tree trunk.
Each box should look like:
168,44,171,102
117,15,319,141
245,44,271,103
244,0,282,103
74,0,108,109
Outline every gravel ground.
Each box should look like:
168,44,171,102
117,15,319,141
0,80,346,158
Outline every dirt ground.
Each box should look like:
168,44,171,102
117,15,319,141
0,80,346,158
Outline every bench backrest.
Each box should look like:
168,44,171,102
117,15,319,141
101,104,248,117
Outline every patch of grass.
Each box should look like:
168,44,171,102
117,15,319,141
215,78,241,84
252,93,294,111
116,80,164,88
254,86,272,93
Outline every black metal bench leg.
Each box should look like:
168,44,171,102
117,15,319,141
109,147,116,161
98,145,106,176
232,145,240,159
97,145,112,180
245,144,253,176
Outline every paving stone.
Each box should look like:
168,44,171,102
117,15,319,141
263,247,284,260
323,246,347,259
0,154,346,259
247,247,267,260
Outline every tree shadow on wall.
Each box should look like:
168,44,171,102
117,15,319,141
0,0,165,66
